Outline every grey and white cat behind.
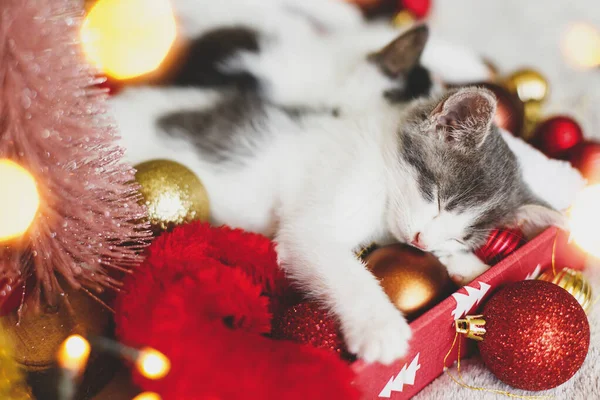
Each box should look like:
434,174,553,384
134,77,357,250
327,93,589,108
110,27,564,365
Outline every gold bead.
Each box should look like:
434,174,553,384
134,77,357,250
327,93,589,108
538,268,593,313
134,160,210,232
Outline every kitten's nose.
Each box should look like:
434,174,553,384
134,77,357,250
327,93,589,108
411,232,427,250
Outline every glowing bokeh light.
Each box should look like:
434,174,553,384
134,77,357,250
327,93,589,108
133,393,162,400
569,184,600,258
136,347,171,380
81,0,177,80
0,159,40,243
57,335,91,374
562,23,600,69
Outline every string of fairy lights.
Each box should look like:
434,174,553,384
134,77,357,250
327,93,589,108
57,334,170,400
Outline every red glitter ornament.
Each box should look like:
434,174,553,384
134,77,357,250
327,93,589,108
569,141,600,183
475,228,525,265
400,0,431,18
272,301,350,359
531,116,584,159
478,280,590,391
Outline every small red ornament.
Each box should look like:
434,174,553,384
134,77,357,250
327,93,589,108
400,0,431,18
531,116,584,159
475,228,525,265
272,301,350,358
569,141,600,183
478,280,590,391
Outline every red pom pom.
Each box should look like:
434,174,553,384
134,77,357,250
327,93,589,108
115,222,359,400
400,0,431,18
475,228,525,265
479,280,590,391
531,116,584,159
569,141,600,184
272,301,351,359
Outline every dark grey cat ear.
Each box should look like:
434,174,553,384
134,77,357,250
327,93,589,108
430,88,497,148
512,204,567,239
369,25,429,77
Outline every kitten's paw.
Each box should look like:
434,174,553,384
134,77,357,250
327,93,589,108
343,304,411,365
440,252,490,286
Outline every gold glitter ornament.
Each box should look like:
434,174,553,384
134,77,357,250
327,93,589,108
503,69,550,140
0,323,33,400
135,160,210,232
538,267,593,313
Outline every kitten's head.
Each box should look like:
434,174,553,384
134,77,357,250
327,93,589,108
387,87,566,255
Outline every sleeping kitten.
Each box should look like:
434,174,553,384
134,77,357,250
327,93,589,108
111,82,563,364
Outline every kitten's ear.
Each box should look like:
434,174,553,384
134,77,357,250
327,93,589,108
430,87,497,148
369,25,429,77
512,204,568,239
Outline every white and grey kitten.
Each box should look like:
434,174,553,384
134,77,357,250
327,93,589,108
111,87,562,366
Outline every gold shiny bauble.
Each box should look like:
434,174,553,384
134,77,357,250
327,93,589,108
364,244,457,320
503,69,549,139
135,160,210,232
1,285,111,372
0,282,116,400
503,68,549,104
538,268,593,313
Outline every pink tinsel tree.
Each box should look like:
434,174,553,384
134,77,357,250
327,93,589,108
0,0,151,311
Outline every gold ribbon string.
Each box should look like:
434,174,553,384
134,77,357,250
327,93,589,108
551,229,559,276
443,329,553,399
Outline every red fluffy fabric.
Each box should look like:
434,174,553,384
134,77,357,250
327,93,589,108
114,222,360,400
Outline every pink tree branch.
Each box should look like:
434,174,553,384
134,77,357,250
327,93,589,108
0,0,151,310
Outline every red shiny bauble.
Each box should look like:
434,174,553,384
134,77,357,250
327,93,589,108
531,116,584,159
479,280,590,391
400,0,431,18
475,228,525,265
272,301,350,358
569,141,600,184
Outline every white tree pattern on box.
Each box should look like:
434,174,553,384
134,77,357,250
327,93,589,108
378,353,421,398
451,282,491,320
525,264,542,280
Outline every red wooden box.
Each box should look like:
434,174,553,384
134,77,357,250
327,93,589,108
351,228,587,399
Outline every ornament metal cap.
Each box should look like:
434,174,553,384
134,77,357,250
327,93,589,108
455,315,486,341
538,267,593,313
